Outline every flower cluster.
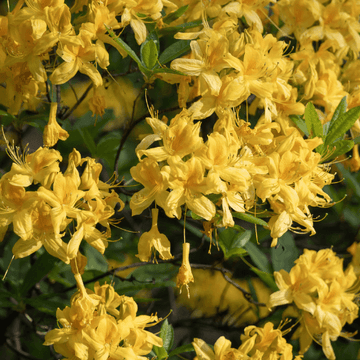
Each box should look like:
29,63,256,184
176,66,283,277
0,0,176,115
0,140,123,264
44,267,162,360
193,322,302,360
269,249,359,359
130,106,334,248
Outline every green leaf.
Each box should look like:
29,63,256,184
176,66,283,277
84,244,109,272
152,67,187,76
115,280,176,295
323,139,354,162
153,345,168,360
163,5,189,24
77,127,97,156
168,343,195,357
271,233,299,273
141,39,158,69
0,110,16,126
105,25,150,77
25,295,65,315
289,114,309,137
158,19,204,36
250,267,278,292
336,163,360,198
327,96,347,136
218,227,251,259
159,319,174,352
232,212,268,227
158,40,191,65
304,102,323,138
190,211,202,220
245,241,272,273
20,252,56,296
129,263,178,282
325,106,360,146
353,136,360,145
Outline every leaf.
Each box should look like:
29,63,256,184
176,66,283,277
336,163,360,198
105,25,150,76
158,19,204,36
353,137,360,145
159,319,174,352
168,344,195,357
141,39,158,69
250,267,278,292
163,5,189,24
77,127,97,156
0,110,16,126
271,232,299,273
289,114,309,137
84,244,109,272
232,212,268,227
325,106,360,146
152,67,187,76
190,211,202,220
304,102,323,138
158,40,191,65
245,241,272,273
152,345,168,360
323,139,354,162
218,227,251,259
129,263,178,282
20,252,56,296
327,96,347,136
115,280,176,295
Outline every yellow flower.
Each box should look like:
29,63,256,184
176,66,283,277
43,102,69,147
176,242,194,297
136,109,203,162
241,322,296,360
164,156,219,220
136,208,173,262
5,144,62,189
193,336,243,360
130,158,170,216
49,31,108,86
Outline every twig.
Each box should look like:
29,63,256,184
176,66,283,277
61,82,93,120
222,272,266,307
190,264,266,306
6,338,42,360
114,85,145,174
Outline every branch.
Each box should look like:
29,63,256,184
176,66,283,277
61,82,93,120
190,264,266,307
6,338,42,360
62,234,206,293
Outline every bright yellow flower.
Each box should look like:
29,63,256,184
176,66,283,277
176,242,194,297
163,156,219,220
136,208,173,262
130,158,170,216
49,31,108,86
137,109,203,162
43,102,69,147
6,144,62,188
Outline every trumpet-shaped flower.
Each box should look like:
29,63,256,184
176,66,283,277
136,208,173,262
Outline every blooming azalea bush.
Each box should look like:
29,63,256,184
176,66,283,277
1,0,360,359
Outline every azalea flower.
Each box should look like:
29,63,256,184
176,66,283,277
136,208,173,262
